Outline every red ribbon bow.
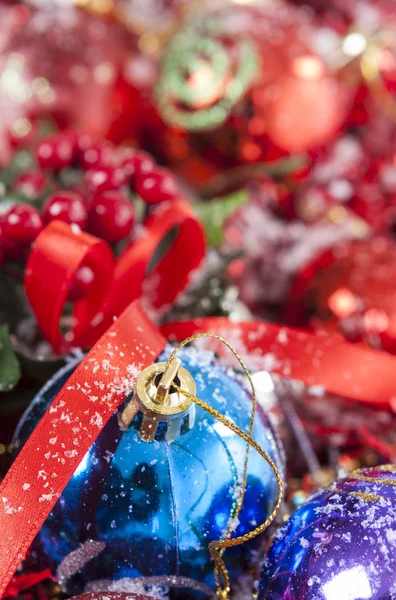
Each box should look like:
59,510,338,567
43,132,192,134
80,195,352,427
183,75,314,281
25,198,205,354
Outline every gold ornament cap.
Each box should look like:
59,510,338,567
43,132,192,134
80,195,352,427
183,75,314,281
120,358,196,443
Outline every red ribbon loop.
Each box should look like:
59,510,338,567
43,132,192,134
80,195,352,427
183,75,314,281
161,318,396,406
25,221,115,355
0,301,166,598
109,198,206,315
25,199,205,353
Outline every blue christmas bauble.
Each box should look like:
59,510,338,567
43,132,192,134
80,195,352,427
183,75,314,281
258,465,396,600
14,345,284,598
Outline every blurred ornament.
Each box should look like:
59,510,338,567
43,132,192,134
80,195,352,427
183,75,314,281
155,17,259,132
289,237,396,352
0,3,133,163
258,464,396,599
254,50,345,154
224,181,363,314
14,344,284,598
113,0,190,52
144,3,349,186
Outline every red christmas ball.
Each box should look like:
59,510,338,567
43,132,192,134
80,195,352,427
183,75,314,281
289,237,396,351
255,54,347,153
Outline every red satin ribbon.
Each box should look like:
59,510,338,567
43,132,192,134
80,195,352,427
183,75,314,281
161,318,396,406
25,198,205,354
25,221,115,355
3,569,52,598
0,301,166,599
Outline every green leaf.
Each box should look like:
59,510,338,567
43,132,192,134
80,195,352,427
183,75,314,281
194,189,249,246
0,325,21,392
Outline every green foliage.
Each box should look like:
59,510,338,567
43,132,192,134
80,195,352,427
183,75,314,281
0,324,21,392
194,189,249,247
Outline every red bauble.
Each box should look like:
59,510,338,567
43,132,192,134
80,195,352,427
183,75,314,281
43,191,87,228
289,237,396,351
256,54,347,153
87,191,135,243
244,6,349,154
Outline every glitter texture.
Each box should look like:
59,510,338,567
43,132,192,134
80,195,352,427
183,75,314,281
258,465,396,599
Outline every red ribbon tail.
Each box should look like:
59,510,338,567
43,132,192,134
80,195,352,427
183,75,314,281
0,301,166,597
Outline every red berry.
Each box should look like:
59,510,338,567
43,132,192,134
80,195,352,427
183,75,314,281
87,192,134,243
77,140,115,170
136,168,179,205
68,265,95,302
85,166,127,195
122,150,155,185
0,205,29,261
2,203,44,246
43,191,87,228
12,171,48,200
36,135,74,172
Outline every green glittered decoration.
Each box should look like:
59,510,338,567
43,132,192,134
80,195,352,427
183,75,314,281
155,20,260,132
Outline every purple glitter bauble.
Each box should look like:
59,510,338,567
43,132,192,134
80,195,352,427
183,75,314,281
259,465,396,600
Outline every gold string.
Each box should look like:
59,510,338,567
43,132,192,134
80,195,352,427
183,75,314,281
165,334,284,600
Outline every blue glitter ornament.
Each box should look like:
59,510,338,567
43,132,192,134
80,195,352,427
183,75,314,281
14,345,284,599
258,465,396,600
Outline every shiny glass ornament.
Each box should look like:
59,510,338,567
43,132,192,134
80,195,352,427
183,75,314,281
258,465,396,600
14,345,284,599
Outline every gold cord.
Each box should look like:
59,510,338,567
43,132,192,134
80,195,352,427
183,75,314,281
165,334,284,600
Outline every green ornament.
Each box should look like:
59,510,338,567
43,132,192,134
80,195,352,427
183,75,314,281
155,19,260,132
